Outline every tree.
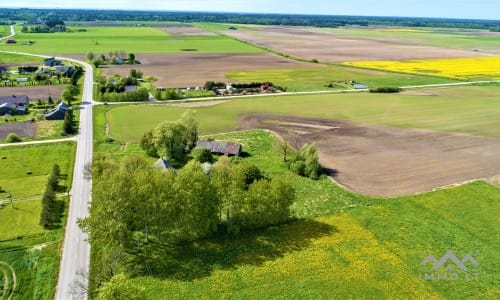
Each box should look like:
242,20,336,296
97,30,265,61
86,51,95,61
92,58,103,68
139,129,158,157
63,110,75,134
289,144,322,179
127,53,136,64
180,110,198,150
174,161,219,241
152,121,187,160
191,147,213,163
48,96,54,104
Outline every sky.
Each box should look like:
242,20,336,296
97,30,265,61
1,0,499,20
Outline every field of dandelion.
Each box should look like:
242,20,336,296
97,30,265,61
344,56,500,80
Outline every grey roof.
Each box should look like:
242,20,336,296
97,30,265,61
196,140,242,156
0,95,29,105
152,158,175,172
125,85,137,92
45,102,69,120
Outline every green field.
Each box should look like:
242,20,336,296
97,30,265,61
0,142,76,300
104,85,500,143
91,130,500,299
0,51,44,63
0,25,10,38
227,67,460,92
0,26,262,54
0,142,76,198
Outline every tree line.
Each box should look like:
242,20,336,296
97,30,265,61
3,9,500,30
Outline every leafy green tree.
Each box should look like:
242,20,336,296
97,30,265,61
289,144,322,179
86,51,95,61
174,161,219,241
191,147,213,163
139,129,158,157
180,110,198,150
127,53,136,64
152,121,187,160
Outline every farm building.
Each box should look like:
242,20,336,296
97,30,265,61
196,140,242,156
44,57,63,67
6,38,16,44
45,102,69,120
0,95,29,115
152,158,175,172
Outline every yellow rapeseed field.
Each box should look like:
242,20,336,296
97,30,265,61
344,56,500,80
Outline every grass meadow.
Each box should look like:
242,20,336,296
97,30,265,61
0,26,262,54
227,67,460,92
0,142,76,300
103,85,500,143
93,129,500,299
0,52,43,63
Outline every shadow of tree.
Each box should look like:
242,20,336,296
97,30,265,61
128,218,337,281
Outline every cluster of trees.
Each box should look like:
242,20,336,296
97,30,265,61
89,52,138,67
81,154,295,250
99,88,149,102
96,71,148,102
140,111,198,160
21,15,66,33
288,144,322,179
369,87,402,93
40,164,62,228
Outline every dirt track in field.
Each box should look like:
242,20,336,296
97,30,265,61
100,53,319,88
221,25,495,62
238,114,500,197
0,86,63,101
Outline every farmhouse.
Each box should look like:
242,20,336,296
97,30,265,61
44,57,63,67
45,102,69,120
196,140,242,156
0,95,29,115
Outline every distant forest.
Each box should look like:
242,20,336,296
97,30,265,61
1,8,499,30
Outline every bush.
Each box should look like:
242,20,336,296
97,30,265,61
369,87,402,93
5,133,22,143
289,144,322,179
191,147,214,163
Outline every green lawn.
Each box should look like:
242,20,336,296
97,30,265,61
92,130,500,299
0,142,76,300
227,67,460,92
105,85,500,143
0,142,76,198
0,26,262,54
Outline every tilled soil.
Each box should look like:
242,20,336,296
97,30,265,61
0,121,36,140
238,113,500,197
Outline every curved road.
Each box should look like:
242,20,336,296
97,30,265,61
1,48,93,299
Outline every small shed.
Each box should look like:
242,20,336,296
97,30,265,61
152,158,175,172
6,38,16,44
196,140,242,156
